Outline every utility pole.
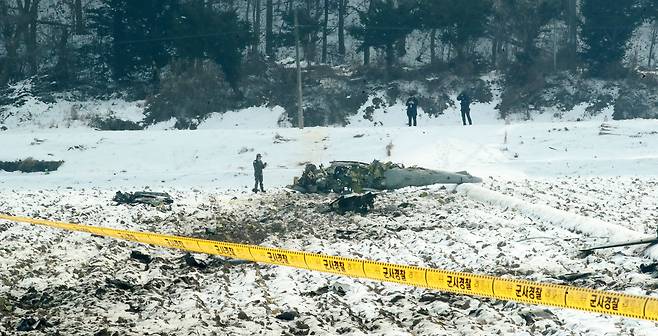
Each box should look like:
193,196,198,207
294,9,304,129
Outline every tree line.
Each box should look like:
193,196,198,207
1,0,657,93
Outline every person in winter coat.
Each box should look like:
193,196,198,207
457,90,472,126
406,95,419,126
253,153,267,193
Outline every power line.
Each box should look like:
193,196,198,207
114,30,252,45
111,23,644,46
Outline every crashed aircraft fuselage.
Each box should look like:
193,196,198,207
290,160,482,194
381,167,483,189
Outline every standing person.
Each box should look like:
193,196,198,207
406,94,419,126
457,89,473,126
253,153,267,193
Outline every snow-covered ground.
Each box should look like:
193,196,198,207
1,116,658,335
1,120,657,188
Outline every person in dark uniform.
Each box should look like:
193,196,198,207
406,95,419,126
457,89,472,126
253,153,267,193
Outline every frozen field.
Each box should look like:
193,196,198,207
1,119,658,335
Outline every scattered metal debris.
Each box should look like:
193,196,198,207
184,253,208,269
275,310,299,321
557,272,593,281
67,145,87,151
29,138,46,146
105,278,135,291
579,233,658,252
329,192,377,214
113,191,173,207
640,263,658,274
599,123,618,136
130,250,152,264
16,317,51,332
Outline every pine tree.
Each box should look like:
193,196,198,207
581,0,641,76
278,8,321,65
89,0,178,82
440,0,492,62
350,0,417,72
640,0,658,68
172,3,252,92
418,1,449,64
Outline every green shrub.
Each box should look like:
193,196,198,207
90,117,143,130
144,60,235,128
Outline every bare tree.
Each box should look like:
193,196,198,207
16,0,42,75
566,0,577,69
363,0,373,65
253,0,261,54
72,0,83,34
430,29,436,64
649,20,658,69
338,0,346,59
0,0,21,84
245,0,250,23
321,0,328,63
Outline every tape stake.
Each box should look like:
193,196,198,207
3,213,658,322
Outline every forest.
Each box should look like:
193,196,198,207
1,0,658,127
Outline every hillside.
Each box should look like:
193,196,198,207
2,0,658,127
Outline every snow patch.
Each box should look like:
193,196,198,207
456,184,652,253
197,106,289,129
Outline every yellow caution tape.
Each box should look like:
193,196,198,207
1,213,657,321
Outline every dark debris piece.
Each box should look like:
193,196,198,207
275,310,299,321
130,250,152,264
557,272,593,281
519,309,557,325
184,253,208,269
18,287,53,309
329,192,377,214
640,263,658,273
95,329,120,336
237,311,251,321
16,317,52,332
106,278,135,291
113,191,173,207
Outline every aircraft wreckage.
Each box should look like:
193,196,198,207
290,160,482,193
